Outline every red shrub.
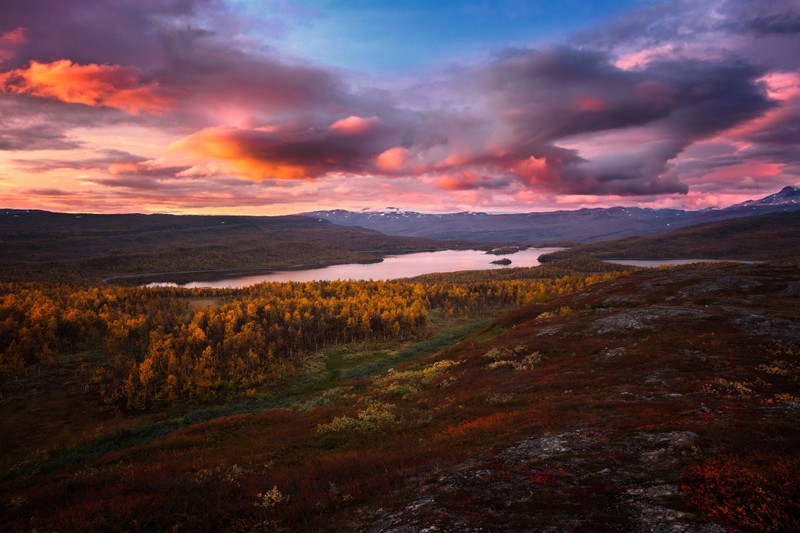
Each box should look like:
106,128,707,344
682,454,800,532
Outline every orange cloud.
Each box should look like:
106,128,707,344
376,146,409,171
435,170,480,190
172,127,309,181
0,59,173,115
0,27,26,63
514,155,551,182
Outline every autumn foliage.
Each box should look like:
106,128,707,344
0,272,618,407
682,455,800,532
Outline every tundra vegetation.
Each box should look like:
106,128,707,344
1,257,798,532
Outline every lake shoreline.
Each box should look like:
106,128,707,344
104,247,478,286
605,258,764,267
104,257,386,286
125,247,564,288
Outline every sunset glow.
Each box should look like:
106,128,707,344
0,0,798,214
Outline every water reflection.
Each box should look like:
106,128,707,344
151,248,562,288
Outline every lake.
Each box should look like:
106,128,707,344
149,248,562,288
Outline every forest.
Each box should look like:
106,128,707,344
0,261,624,409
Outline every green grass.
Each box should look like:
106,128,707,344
340,320,489,381
5,318,490,480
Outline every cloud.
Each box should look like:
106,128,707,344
749,12,800,36
171,116,403,181
328,116,380,136
384,46,771,196
434,170,513,191
376,147,410,171
25,187,69,196
0,27,26,63
0,122,81,151
0,59,174,115
10,150,144,172
0,0,798,212
161,43,774,198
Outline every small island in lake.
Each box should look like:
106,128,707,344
491,258,512,265
486,245,528,255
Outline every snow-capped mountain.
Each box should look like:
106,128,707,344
303,187,800,244
732,186,800,208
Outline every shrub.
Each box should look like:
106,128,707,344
255,486,289,509
702,378,754,398
316,401,398,434
484,345,541,371
295,387,354,412
683,455,800,532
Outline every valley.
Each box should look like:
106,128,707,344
3,1,799,530
1,189,799,532
2,260,798,532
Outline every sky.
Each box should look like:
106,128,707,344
0,0,799,214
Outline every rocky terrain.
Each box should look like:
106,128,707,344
343,262,800,532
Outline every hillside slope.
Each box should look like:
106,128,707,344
0,210,463,283
539,209,800,263
345,262,800,531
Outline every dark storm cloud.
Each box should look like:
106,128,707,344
750,13,800,36
559,140,689,195
425,47,773,195
745,107,800,145
0,0,207,70
480,47,670,143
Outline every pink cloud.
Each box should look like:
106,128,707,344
575,96,608,112
0,27,26,63
376,147,409,171
634,81,674,107
435,170,483,190
510,155,563,188
759,72,800,101
614,44,677,71
328,115,380,135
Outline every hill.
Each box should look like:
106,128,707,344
0,210,466,283
539,209,800,263
303,186,800,244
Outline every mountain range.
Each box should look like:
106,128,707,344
304,186,800,244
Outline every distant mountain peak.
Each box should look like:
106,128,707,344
734,185,800,208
